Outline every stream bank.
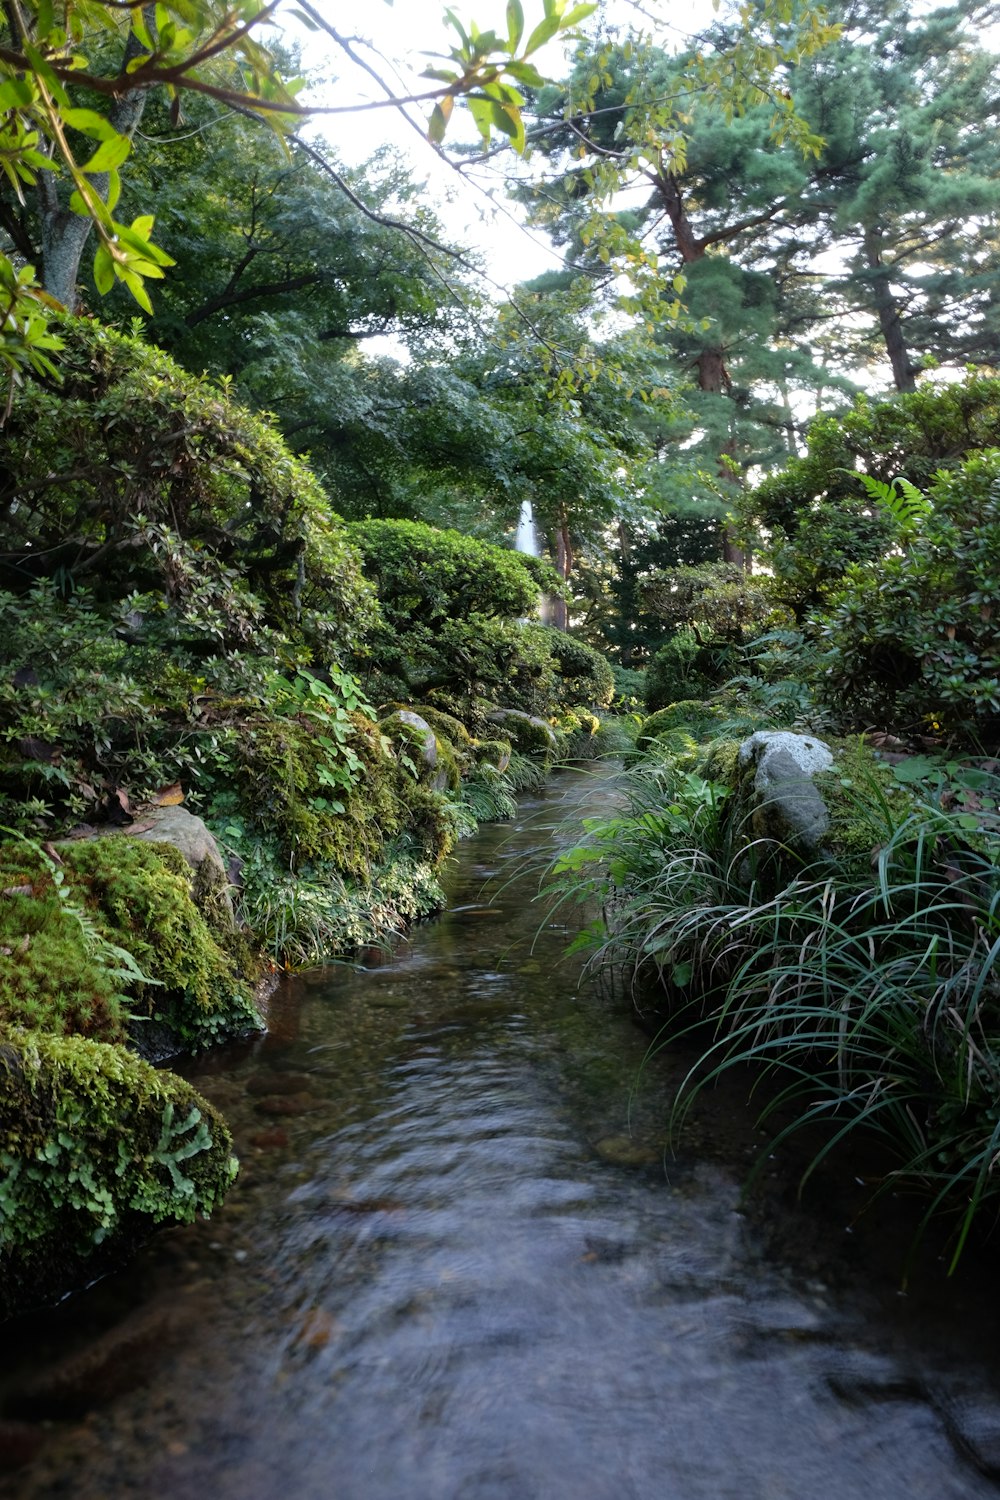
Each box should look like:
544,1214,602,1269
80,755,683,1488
3,769,1000,1498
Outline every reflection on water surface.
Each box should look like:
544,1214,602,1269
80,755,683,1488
3,771,1000,1500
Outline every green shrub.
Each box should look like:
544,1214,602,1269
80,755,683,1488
644,630,725,711
611,664,646,711
638,701,726,746
0,317,376,658
346,521,601,719
0,835,259,1049
815,454,1000,746
529,627,615,707
643,564,790,647
749,374,1000,615
347,518,555,628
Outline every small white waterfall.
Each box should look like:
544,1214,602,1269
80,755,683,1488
514,498,540,558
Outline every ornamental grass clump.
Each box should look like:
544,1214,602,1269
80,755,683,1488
549,747,1000,1266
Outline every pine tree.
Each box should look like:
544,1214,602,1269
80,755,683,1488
791,0,1000,390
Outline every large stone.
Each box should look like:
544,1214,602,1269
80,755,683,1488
738,730,835,853
127,805,234,921
381,710,453,791
486,708,560,754
391,710,438,769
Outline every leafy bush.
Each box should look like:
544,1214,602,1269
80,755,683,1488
0,835,259,1049
611,663,646,711
530,627,615,707
346,520,608,719
0,1029,237,1318
638,701,726,746
815,454,1000,745
0,316,377,659
749,374,1000,615
643,563,790,646
347,518,555,628
644,629,725,711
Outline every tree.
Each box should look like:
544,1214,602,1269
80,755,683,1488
517,25,843,569
790,0,1000,390
746,371,1000,616
0,0,597,388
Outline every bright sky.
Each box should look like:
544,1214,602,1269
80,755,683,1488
278,0,707,293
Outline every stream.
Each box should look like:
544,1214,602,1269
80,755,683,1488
4,768,1000,1498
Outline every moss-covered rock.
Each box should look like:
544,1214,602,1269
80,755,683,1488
0,836,261,1052
471,737,512,773
638,700,726,747
400,705,474,751
486,708,559,757
696,731,914,876
380,710,462,793
0,1029,236,1319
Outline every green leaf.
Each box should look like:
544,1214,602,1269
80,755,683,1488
81,134,132,174
559,2,597,25
524,14,560,53
92,242,115,295
467,95,493,144
490,99,526,153
506,0,524,50
428,97,453,144
120,268,154,314
0,78,36,110
504,59,546,86
60,107,118,141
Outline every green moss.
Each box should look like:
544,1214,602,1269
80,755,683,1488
0,1028,236,1317
435,735,462,792
697,738,744,787
237,708,406,877
380,710,463,794
489,712,557,757
0,837,260,1051
401,704,474,749
814,738,909,871
472,737,512,772
397,782,460,868
638,700,725,746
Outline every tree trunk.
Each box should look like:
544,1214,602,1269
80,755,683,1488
863,227,917,393
38,26,150,309
549,521,574,631
650,172,750,570
696,352,750,572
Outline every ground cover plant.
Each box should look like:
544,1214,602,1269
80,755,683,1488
548,737,1000,1267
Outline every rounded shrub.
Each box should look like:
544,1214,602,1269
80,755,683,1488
639,701,726,746
0,316,376,658
645,631,725,712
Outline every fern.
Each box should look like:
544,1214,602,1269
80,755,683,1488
856,472,932,533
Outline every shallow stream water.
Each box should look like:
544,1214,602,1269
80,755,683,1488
4,770,1000,1499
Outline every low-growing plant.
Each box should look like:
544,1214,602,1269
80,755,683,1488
548,742,1000,1266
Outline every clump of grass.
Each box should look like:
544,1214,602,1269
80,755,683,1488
548,748,1000,1268
459,765,519,825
